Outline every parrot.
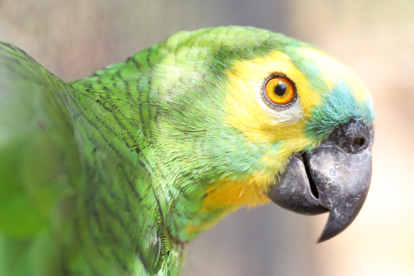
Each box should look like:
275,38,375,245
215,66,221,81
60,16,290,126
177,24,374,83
0,26,374,276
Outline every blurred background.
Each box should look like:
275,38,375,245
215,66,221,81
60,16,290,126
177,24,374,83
1,0,413,275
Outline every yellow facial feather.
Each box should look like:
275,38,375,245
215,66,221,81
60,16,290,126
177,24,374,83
201,49,325,210
186,172,274,237
224,49,321,143
223,48,323,171
202,173,272,209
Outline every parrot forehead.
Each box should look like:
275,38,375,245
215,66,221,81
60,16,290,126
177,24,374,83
285,45,375,139
287,45,372,103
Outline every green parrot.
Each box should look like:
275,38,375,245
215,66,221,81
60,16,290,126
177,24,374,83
0,26,374,276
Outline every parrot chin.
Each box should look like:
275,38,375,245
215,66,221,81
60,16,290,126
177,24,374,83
267,121,374,242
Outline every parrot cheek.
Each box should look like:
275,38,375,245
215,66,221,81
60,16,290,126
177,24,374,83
267,120,374,242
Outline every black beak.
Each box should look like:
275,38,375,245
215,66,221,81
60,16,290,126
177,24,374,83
267,121,374,242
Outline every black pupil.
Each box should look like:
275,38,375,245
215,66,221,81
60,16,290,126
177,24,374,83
274,82,287,96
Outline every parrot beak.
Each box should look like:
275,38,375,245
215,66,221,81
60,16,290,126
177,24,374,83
267,121,374,242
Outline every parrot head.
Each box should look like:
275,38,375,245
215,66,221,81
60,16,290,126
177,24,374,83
149,26,374,242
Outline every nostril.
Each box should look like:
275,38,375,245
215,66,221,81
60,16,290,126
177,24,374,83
352,137,366,149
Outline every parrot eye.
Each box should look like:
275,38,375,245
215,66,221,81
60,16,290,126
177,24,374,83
264,75,296,107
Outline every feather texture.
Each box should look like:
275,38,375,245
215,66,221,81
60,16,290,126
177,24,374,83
0,26,374,275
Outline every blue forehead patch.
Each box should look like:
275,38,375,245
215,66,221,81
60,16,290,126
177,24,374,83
305,80,375,140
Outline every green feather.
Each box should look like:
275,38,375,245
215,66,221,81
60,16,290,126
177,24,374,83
0,26,374,275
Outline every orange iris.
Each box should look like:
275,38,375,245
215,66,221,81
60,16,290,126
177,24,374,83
265,77,295,105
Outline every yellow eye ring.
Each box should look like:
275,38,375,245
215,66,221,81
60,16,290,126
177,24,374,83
264,77,295,105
